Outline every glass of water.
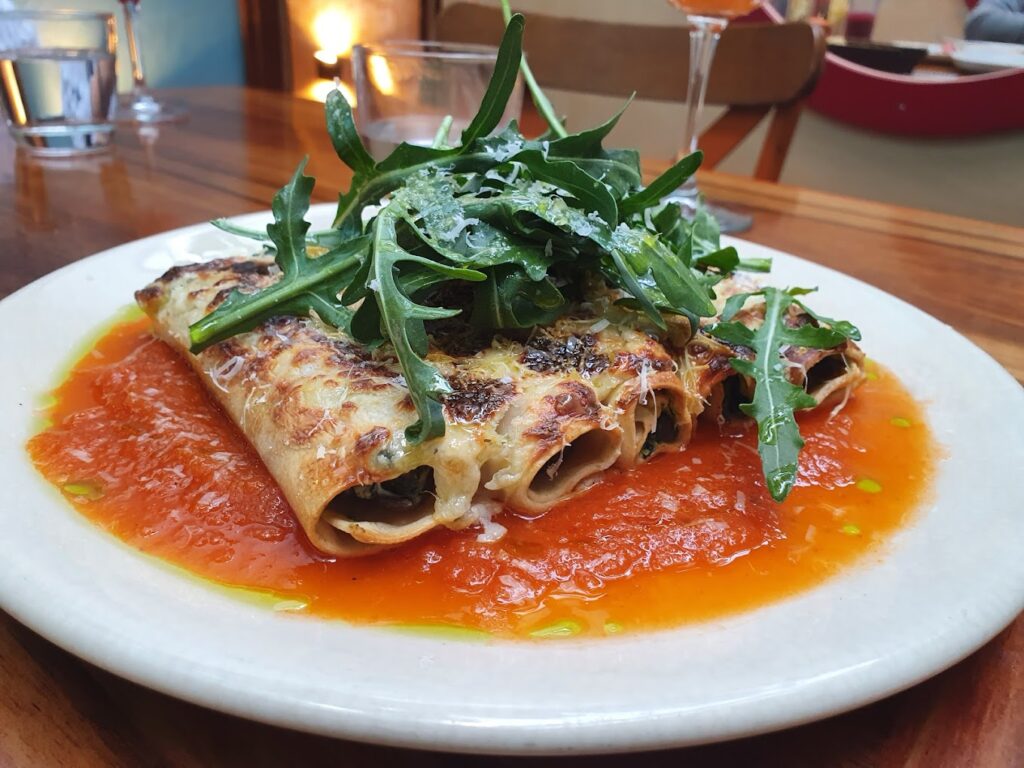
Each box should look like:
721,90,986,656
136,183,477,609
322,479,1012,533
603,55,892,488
352,41,523,158
0,10,118,156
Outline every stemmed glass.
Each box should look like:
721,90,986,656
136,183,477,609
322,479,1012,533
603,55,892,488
667,0,762,233
114,0,186,123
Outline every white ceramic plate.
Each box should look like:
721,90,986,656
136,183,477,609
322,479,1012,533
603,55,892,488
949,40,1024,73
1,206,1022,756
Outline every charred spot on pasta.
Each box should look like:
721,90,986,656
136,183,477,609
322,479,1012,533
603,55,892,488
525,382,603,447
442,373,515,423
425,313,493,357
521,333,609,376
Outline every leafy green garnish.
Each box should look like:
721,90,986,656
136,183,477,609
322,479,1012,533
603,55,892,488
620,151,703,218
188,11,861,500
708,287,860,500
190,160,369,352
366,196,486,442
499,0,567,138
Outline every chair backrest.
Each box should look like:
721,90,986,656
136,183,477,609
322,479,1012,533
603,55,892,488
237,0,292,91
435,4,826,180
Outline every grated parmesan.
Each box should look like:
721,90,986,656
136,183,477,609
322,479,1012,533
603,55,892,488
438,216,480,242
472,501,507,543
206,355,245,393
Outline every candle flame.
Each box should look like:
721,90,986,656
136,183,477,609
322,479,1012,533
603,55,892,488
312,8,355,58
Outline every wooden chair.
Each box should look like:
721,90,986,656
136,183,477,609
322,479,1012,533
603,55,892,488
435,4,827,182
237,0,292,91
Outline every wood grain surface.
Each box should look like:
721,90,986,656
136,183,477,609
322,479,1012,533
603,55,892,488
0,87,1021,767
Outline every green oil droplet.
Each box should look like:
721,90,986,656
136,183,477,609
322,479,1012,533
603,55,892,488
841,524,862,536
865,371,879,381
272,600,308,612
530,620,582,639
604,621,623,635
856,478,882,494
890,417,912,428
62,481,104,501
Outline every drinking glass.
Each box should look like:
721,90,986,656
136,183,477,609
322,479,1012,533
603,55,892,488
842,0,881,40
667,0,763,233
0,10,117,156
114,0,186,124
352,40,523,158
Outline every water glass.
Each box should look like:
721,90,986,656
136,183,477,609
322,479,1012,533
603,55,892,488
0,10,118,156
352,40,524,158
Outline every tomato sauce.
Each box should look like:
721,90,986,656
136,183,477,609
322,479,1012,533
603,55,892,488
28,319,935,638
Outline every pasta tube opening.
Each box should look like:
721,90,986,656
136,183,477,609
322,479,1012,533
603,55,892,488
802,349,866,407
330,467,436,522
617,378,693,467
322,467,442,547
524,427,620,507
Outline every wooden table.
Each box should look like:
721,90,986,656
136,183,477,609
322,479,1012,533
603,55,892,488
1,87,1021,767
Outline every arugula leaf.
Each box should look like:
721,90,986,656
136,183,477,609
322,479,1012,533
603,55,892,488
189,159,368,352
689,202,721,258
471,265,565,328
368,199,487,443
709,287,860,501
792,298,862,342
460,13,525,146
619,151,703,217
325,89,376,176
332,152,497,232
694,246,739,273
512,149,618,224
209,218,275,242
546,95,632,158
464,185,715,325
432,115,454,149
647,200,689,254
210,218,347,248
738,257,773,273
499,0,567,138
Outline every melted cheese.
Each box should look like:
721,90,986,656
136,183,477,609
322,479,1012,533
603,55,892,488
136,258,866,556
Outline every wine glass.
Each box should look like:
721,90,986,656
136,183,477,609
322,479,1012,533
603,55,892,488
114,0,186,123
667,0,762,233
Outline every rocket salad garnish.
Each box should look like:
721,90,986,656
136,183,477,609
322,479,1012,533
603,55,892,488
188,10,858,501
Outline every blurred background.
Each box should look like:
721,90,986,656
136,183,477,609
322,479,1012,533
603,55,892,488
11,0,1020,225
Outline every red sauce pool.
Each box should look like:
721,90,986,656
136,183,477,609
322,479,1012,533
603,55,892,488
28,319,935,638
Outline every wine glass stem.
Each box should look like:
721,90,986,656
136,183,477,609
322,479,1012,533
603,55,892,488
120,1,150,99
679,15,728,162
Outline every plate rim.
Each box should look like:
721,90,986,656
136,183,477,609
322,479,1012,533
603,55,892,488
1,207,1022,755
